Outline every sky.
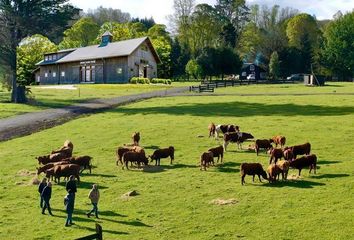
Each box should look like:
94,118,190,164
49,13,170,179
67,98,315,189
69,0,354,25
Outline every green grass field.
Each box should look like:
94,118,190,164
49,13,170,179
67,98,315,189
0,83,190,119
0,84,353,239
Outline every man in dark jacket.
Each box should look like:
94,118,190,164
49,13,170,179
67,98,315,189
38,178,47,208
41,181,53,216
65,175,77,195
64,189,75,226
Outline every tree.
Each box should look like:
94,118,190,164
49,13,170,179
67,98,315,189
321,11,354,80
286,14,319,50
17,35,57,85
170,38,190,78
215,0,250,44
59,17,100,49
148,24,173,78
215,47,242,80
98,22,146,42
131,17,155,30
0,0,79,102
269,51,280,79
219,23,236,48
196,47,217,78
86,6,130,26
185,59,202,79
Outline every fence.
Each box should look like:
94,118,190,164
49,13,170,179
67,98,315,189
189,79,297,93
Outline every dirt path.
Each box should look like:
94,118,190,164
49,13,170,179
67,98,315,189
0,86,189,142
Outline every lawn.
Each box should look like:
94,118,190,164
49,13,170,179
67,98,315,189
0,82,191,119
0,84,353,239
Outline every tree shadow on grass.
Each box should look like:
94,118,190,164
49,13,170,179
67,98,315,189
111,101,354,117
144,145,160,150
57,180,108,190
261,179,325,188
317,160,341,165
310,173,350,179
142,163,197,173
81,172,116,178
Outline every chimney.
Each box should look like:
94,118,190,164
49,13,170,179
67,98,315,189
99,31,113,47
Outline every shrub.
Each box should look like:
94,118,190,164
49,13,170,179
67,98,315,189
151,78,172,85
130,77,150,84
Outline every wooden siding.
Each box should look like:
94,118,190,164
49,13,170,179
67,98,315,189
38,39,158,84
128,42,158,81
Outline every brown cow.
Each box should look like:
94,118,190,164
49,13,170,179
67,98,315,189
36,150,72,165
255,139,273,155
132,132,140,146
208,123,216,138
276,160,290,180
149,146,175,166
267,164,282,183
269,148,283,164
45,164,80,183
272,136,286,148
289,154,317,176
287,142,311,159
208,145,224,163
122,151,148,170
64,156,92,174
283,148,294,161
200,151,214,170
240,163,268,185
36,160,70,175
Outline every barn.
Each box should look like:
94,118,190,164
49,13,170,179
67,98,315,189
35,32,161,84
240,63,267,80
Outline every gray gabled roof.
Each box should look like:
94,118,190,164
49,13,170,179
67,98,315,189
53,37,160,64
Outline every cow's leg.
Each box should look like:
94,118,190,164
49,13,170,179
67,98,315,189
252,175,255,182
223,141,229,152
258,174,262,182
298,169,301,176
269,156,273,164
241,175,245,185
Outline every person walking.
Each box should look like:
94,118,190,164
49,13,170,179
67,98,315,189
41,181,53,216
64,189,75,227
66,175,77,195
86,184,100,218
38,178,47,208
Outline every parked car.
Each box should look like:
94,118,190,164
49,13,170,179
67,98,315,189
247,74,255,80
287,73,304,81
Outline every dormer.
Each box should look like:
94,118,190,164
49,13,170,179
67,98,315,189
99,31,113,47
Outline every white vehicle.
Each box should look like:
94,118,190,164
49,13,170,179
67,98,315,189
247,74,255,80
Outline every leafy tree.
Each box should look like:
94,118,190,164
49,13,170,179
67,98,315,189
215,47,242,80
321,11,354,79
219,23,236,48
98,22,146,42
17,35,57,85
59,17,100,49
131,17,155,30
170,38,190,78
185,59,202,79
278,46,303,77
269,51,280,79
286,13,319,50
148,24,172,78
0,0,79,102
86,6,130,25
215,0,250,44
196,47,217,78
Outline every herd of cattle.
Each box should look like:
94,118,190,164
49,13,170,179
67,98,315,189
205,123,317,185
35,125,317,185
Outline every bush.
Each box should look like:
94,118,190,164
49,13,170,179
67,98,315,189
151,78,172,85
130,77,150,84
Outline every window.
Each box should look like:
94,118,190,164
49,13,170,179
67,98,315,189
53,55,57,60
48,55,52,61
117,68,123,74
45,56,48,61
44,72,48,78
250,65,255,71
61,71,65,77
141,45,148,51
52,72,56,77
